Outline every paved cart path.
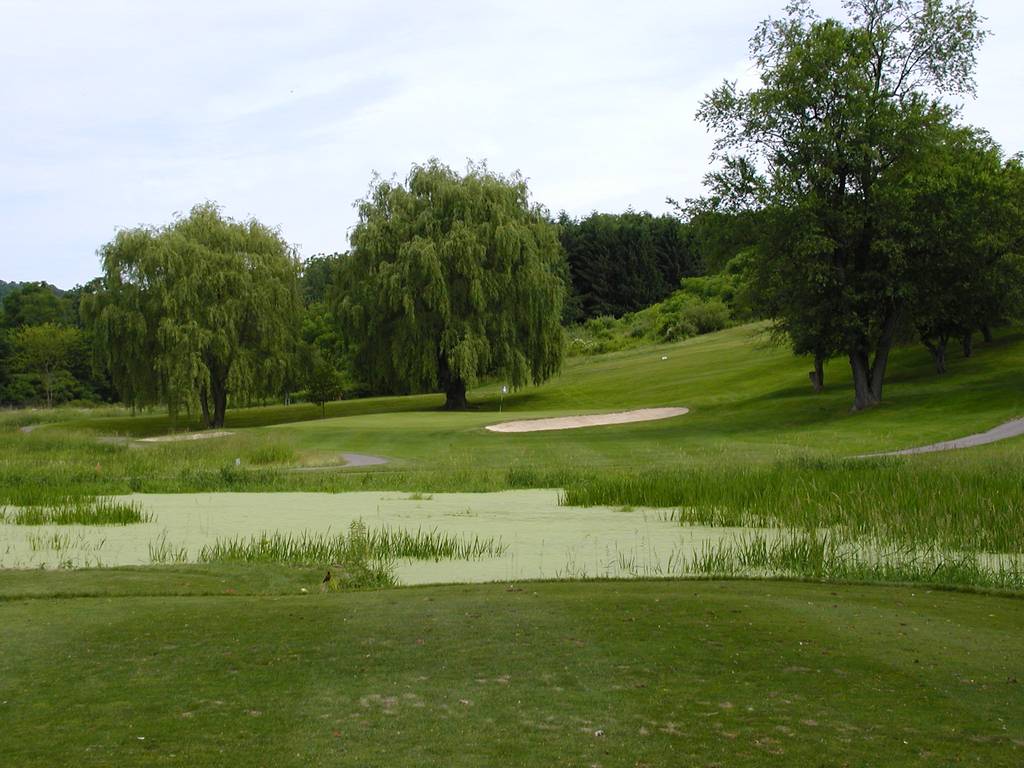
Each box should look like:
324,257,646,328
864,417,1024,457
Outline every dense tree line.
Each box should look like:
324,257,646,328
0,281,114,406
14,163,567,422
558,211,702,321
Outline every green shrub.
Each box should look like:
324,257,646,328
654,296,729,341
566,291,734,356
657,314,698,342
682,298,730,334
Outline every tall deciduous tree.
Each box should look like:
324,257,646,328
12,322,82,407
85,203,301,427
306,352,343,418
904,127,1022,371
336,161,566,410
698,0,988,410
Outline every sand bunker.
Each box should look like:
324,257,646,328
486,407,688,433
139,431,234,443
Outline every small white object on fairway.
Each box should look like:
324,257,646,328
485,407,689,433
138,431,234,443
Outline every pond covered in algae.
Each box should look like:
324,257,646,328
0,490,761,584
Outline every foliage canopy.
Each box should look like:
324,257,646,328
85,203,301,427
336,161,566,409
698,0,994,410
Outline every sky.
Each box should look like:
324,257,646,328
1,0,1022,287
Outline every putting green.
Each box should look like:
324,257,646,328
0,491,763,583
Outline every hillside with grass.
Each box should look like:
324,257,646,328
35,320,1024,464
3,322,1023,587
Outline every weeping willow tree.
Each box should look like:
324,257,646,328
337,160,566,409
83,203,301,427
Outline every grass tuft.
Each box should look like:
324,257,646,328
197,522,506,566
2,497,152,526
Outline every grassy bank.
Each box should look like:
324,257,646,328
4,324,1023,492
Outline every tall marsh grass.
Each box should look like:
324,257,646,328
198,521,506,565
679,531,1024,590
2,496,151,526
560,457,1024,554
148,531,189,564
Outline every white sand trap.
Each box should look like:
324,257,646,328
139,430,234,443
486,407,689,433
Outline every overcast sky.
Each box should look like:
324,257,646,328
2,0,1021,287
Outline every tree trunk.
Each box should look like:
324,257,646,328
849,350,879,411
808,354,825,392
923,337,948,374
438,356,469,410
209,375,228,428
199,385,211,428
981,325,993,343
443,377,468,410
961,333,973,358
867,308,900,403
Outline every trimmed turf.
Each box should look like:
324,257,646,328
51,323,1024,466
1,573,1021,766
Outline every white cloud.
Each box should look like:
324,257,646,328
0,0,1020,285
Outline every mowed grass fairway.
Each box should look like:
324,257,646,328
2,577,1022,767
58,323,1024,467
3,324,1024,764
2,323,1021,504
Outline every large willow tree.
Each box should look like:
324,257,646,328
84,203,300,427
337,161,566,409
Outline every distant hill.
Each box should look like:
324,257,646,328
0,280,65,307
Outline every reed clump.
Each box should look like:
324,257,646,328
198,521,506,565
2,496,151,526
194,520,507,588
560,457,1024,554
679,531,1024,591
